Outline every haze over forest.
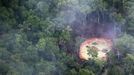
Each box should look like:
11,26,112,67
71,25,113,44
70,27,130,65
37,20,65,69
0,0,134,75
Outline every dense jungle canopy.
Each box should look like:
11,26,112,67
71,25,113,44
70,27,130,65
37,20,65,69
0,0,134,75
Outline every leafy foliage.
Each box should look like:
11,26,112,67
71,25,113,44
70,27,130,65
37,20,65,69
87,46,98,58
0,0,134,75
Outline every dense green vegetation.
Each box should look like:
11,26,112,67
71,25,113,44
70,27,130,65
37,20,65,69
0,0,134,75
